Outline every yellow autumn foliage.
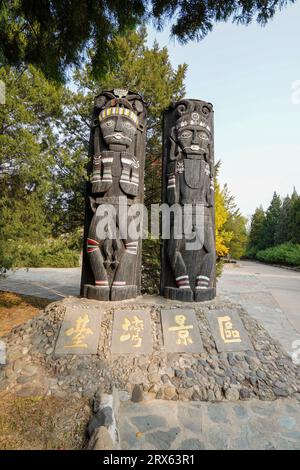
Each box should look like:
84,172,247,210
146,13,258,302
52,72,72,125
215,180,233,257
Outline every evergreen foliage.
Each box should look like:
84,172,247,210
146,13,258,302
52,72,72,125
0,1,294,81
247,189,300,266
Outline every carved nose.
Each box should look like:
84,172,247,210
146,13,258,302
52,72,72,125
115,115,123,132
192,130,200,143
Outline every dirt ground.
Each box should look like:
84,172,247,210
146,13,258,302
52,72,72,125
0,291,50,337
0,291,91,450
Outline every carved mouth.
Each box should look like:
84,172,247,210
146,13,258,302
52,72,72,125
105,134,132,143
190,145,200,151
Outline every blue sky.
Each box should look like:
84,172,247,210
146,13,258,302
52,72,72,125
147,2,300,218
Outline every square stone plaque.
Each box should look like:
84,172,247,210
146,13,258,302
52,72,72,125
161,309,204,353
205,308,253,352
111,309,152,355
55,305,102,355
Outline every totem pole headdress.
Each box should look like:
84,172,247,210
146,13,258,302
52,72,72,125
175,100,212,133
169,100,213,160
94,89,147,131
99,106,139,126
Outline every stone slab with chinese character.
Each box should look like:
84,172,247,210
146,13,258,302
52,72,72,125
111,309,152,354
205,308,253,352
55,304,102,355
161,309,204,353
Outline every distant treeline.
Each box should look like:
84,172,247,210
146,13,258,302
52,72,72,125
246,190,300,267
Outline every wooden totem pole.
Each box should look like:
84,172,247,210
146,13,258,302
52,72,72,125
81,89,147,301
161,99,216,302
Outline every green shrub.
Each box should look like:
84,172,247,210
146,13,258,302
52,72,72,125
256,242,300,267
0,236,80,269
244,245,259,259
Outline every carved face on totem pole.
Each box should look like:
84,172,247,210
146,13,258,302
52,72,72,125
99,107,138,148
170,101,213,161
177,123,210,155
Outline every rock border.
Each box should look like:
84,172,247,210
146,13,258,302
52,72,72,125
86,387,120,450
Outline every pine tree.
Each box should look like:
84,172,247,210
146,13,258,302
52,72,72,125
247,206,266,253
0,64,63,268
261,192,282,248
0,1,294,80
274,195,292,245
289,191,300,244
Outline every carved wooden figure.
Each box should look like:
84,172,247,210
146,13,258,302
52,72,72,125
81,89,147,301
161,99,216,302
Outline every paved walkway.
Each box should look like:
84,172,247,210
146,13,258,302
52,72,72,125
0,267,81,300
119,398,300,450
218,260,300,356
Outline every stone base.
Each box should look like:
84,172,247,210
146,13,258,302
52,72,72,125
164,286,216,302
83,285,110,301
83,284,137,301
194,287,216,302
111,285,137,301
164,287,194,302
2,295,299,405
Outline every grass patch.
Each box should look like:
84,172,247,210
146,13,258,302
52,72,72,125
0,392,90,450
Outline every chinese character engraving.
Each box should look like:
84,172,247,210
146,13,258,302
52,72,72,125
64,313,93,349
218,315,241,344
120,315,144,348
168,314,194,345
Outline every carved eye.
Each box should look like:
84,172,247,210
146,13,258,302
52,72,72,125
180,131,192,139
199,132,209,141
122,121,134,131
202,105,211,116
105,120,114,127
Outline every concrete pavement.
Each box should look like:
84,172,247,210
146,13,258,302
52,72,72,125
118,398,300,450
218,260,300,356
0,267,81,300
